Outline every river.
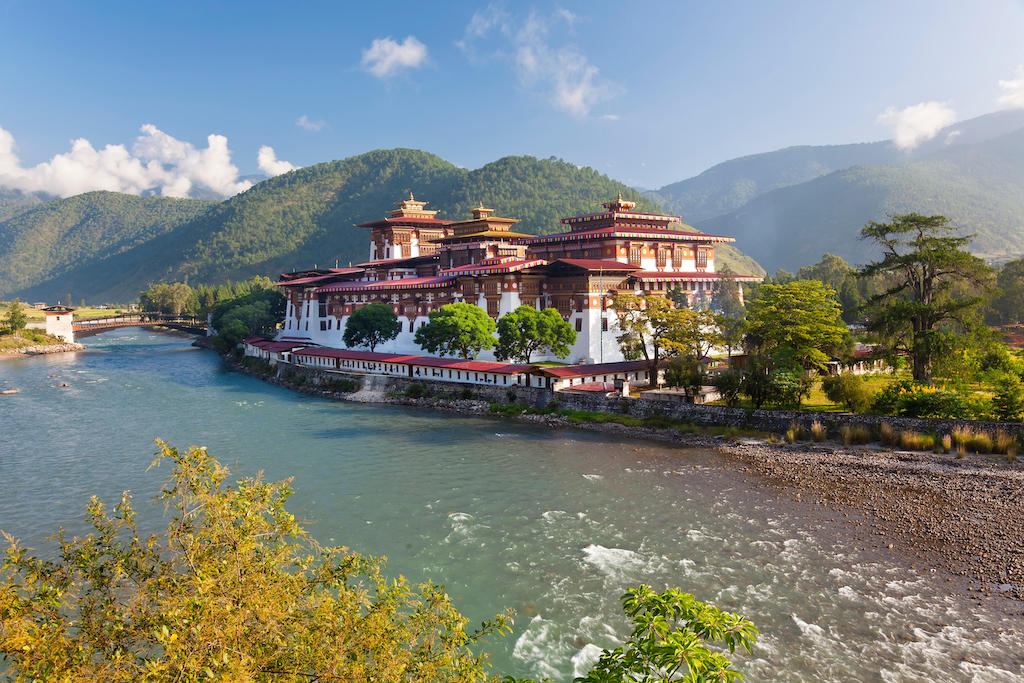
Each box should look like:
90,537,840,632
1,329,1022,681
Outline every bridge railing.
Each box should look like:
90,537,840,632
71,313,205,330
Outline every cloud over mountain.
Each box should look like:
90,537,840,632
998,65,1024,110
877,101,957,150
0,125,281,199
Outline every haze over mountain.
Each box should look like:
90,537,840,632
645,109,1024,273
0,150,760,303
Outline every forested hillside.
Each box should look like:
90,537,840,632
2,149,761,302
697,126,1024,272
0,192,215,297
0,188,48,223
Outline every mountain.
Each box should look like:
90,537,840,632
1,149,762,302
696,125,1024,272
0,192,216,298
0,188,51,223
647,109,1024,224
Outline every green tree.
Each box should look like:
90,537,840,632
859,213,996,384
575,585,757,683
796,253,864,323
4,298,27,332
210,284,286,351
0,441,512,682
712,368,744,408
989,258,1024,324
741,355,773,409
414,302,496,359
139,282,194,316
665,356,706,401
495,305,576,363
611,294,682,387
993,374,1024,422
711,266,745,320
745,280,847,370
344,302,401,352
821,373,873,413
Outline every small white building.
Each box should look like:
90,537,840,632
42,305,75,343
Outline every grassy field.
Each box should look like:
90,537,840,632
1,302,132,322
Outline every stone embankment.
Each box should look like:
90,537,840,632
224,354,1024,602
0,342,85,357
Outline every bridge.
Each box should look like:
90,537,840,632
72,313,207,337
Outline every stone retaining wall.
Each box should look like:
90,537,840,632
2,342,86,356
271,361,1024,438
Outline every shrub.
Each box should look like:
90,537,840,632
404,383,427,399
871,380,970,419
840,424,872,445
951,427,995,454
879,422,897,446
941,434,952,453
897,430,935,452
324,377,360,393
994,431,1017,455
810,420,826,441
712,369,743,408
993,374,1024,422
822,374,873,413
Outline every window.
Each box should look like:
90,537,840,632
628,243,642,266
575,318,582,332
487,299,499,317
656,247,668,269
696,248,708,269
320,321,327,331
602,318,608,331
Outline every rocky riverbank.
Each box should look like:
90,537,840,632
0,342,85,358
224,353,1024,604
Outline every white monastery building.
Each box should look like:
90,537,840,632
276,194,759,363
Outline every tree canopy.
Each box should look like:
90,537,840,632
414,303,496,359
745,280,847,370
859,213,995,383
4,298,27,332
344,302,401,352
494,306,576,363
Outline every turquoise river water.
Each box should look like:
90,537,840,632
1,329,1022,681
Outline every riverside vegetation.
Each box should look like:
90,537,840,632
0,441,757,682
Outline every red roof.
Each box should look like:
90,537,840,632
405,357,534,374
356,217,450,228
633,271,762,282
291,348,420,363
276,270,363,286
562,381,617,392
317,276,455,293
523,227,734,245
244,337,308,352
538,360,654,378
440,258,547,276
549,258,642,271
289,347,533,374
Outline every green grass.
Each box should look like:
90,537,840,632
0,329,67,351
1,303,133,323
488,402,769,439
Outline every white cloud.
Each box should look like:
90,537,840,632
257,146,297,176
458,7,617,117
0,124,282,198
945,129,962,145
361,36,428,78
877,101,957,150
997,65,1024,109
600,114,620,121
295,115,325,131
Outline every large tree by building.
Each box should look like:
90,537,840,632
745,280,846,370
343,302,401,352
494,305,576,363
612,294,723,387
859,213,995,383
414,302,496,359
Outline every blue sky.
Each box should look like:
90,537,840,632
1,0,1023,197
